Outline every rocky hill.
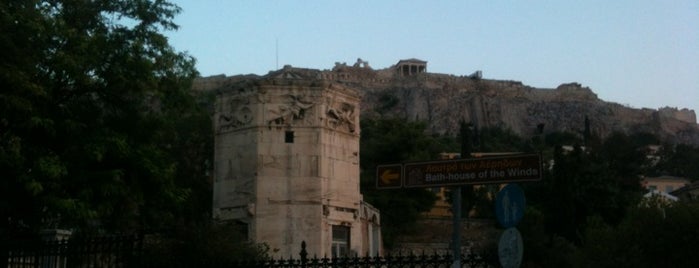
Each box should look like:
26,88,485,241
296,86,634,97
194,59,699,145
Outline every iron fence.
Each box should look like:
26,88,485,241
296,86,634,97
232,241,497,268
2,234,142,268
3,236,496,268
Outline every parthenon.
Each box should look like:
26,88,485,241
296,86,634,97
395,58,427,76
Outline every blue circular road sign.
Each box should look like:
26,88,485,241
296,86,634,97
495,183,526,228
498,227,523,268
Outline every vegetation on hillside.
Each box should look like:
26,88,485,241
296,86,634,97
359,118,448,248
0,0,264,263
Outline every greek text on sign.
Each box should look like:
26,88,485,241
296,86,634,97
404,153,542,187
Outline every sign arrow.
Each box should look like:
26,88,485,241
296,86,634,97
380,169,400,184
376,164,402,189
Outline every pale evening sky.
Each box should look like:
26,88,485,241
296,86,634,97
166,1,699,121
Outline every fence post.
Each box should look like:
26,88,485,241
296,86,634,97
40,229,72,268
299,241,308,267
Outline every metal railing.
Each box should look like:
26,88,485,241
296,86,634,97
3,236,495,267
233,241,497,268
2,235,142,268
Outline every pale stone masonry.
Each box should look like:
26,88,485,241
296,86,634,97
211,66,381,257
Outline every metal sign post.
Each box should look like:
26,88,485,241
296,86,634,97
451,186,461,268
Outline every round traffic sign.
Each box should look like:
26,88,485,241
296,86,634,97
495,183,526,228
498,227,523,268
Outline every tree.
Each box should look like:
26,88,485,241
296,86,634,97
655,144,699,180
0,0,205,236
359,117,440,248
143,221,270,266
477,126,530,152
533,132,647,245
582,202,699,268
445,125,533,219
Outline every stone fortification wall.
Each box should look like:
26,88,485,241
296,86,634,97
196,60,699,145
659,107,697,124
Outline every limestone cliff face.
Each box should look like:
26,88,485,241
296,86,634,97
357,76,699,145
194,63,699,145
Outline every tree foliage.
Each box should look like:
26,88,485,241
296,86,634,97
521,130,679,266
654,144,699,180
475,126,531,152
582,202,699,268
359,117,443,248
522,133,648,247
445,125,532,219
0,0,208,236
143,221,270,266
359,115,698,264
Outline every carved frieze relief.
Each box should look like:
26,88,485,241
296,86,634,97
326,100,357,133
218,95,253,132
267,94,317,127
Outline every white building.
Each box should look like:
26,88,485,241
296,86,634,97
211,66,381,257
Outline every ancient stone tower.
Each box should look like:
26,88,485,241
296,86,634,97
211,66,381,257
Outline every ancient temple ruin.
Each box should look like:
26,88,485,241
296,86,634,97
395,58,427,76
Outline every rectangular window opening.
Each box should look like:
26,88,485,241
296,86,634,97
331,225,350,258
285,131,294,143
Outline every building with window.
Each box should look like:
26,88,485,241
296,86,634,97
642,176,690,194
670,181,699,202
211,66,381,257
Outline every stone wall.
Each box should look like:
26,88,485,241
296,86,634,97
212,75,380,257
197,60,699,144
659,107,697,124
196,60,699,145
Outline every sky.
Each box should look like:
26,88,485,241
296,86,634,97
166,1,698,120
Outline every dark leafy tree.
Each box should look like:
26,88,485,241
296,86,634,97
519,207,580,267
446,125,533,218
629,132,660,146
0,0,208,237
583,115,591,145
582,202,699,268
539,132,647,245
655,144,699,180
600,132,652,179
544,131,582,147
597,132,648,200
359,117,439,248
143,221,270,266
477,126,530,152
